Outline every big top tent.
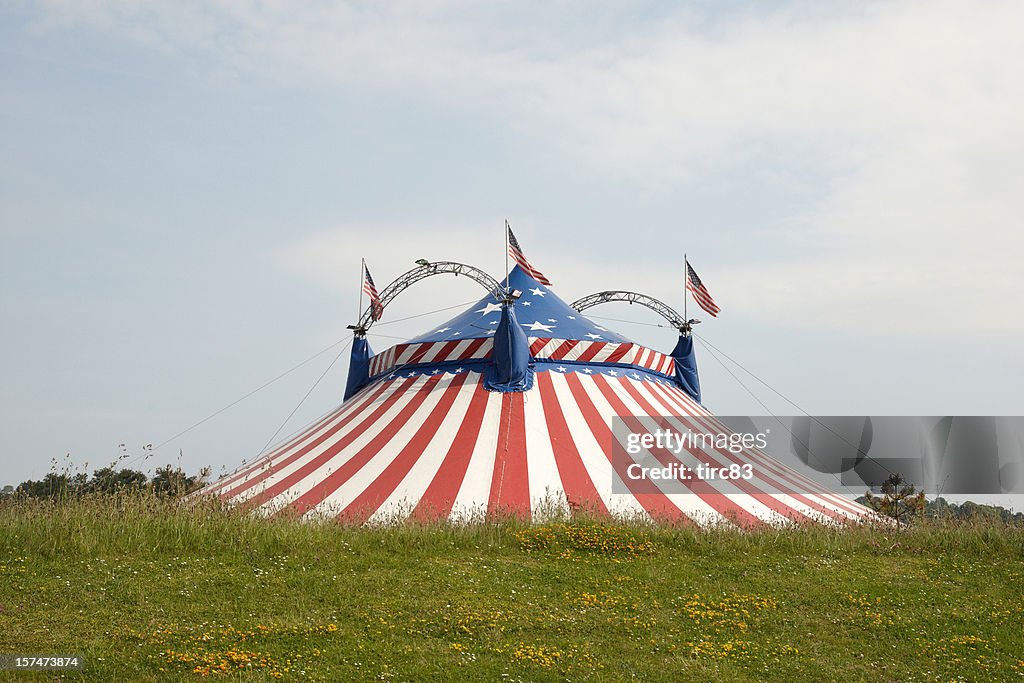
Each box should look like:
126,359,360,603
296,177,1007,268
198,246,876,528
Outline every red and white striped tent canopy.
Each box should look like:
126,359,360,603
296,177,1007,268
199,265,874,527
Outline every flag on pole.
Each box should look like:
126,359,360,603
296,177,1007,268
506,223,552,285
685,259,720,317
363,265,384,321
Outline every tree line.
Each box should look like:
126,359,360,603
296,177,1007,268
1,465,209,499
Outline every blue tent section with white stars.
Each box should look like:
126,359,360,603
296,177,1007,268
405,266,630,344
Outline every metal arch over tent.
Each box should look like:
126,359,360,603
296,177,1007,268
201,252,878,528
571,291,689,331
353,261,505,333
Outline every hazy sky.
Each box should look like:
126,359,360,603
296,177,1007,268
2,1,1023,485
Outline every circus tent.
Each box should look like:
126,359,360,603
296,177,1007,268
199,256,875,527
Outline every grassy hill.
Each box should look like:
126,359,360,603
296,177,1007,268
1,495,1022,681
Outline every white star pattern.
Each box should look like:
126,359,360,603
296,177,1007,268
434,327,451,334
567,315,576,320
524,321,555,332
556,366,567,372
485,329,496,335
547,318,557,323
608,370,618,376
582,368,594,374
521,301,531,306
489,320,499,325
632,373,642,380
530,288,546,297
475,302,503,315
595,326,607,331
585,333,602,339
452,332,461,336
431,369,440,375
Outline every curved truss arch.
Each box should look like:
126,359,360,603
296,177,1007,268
355,261,504,331
570,291,691,331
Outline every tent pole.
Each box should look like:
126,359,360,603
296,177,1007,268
504,219,510,295
683,253,688,325
358,257,365,329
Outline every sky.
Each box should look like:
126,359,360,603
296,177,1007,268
2,1,1023,487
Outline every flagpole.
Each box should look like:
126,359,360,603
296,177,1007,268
504,219,510,297
683,253,688,325
358,257,365,330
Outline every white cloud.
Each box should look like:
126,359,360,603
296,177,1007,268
32,0,1024,335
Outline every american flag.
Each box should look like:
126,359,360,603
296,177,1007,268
507,223,552,286
685,259,720,317
363,264,384,321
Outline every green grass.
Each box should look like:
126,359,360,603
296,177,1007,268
1,495,1023,681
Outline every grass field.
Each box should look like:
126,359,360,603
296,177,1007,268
2,495,1023,681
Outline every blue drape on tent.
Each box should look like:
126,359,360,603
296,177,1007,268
343,336,373,401
485,302,533,392
670,334,701,402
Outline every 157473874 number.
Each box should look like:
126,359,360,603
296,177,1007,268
0,655,84,670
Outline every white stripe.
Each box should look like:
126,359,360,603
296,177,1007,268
301,374,460,518
523,378,569,521
442,339,474,361
619,345,640,366
395,344,420,366
591,343,620,363
532,338,562,358
470,338,494,359
417,342,449,364
548,373,649,520
449,390,504,520
214,383,389,498
557,340,593,362
247,377,426,510
367,376,484,523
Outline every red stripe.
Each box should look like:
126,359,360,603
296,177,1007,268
604,343,633,363
561,373,690,524
285,376,446,515
487,392,531,518
535,373,607,516
530,337,551,355
337,374,471,524
463,336,490,359
232,377,419,507
591,374,762,527
205,404,345,497
216,379,397,500
550,339,580,360
575,341,607,363
412,381,493,522
429,340,462,362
